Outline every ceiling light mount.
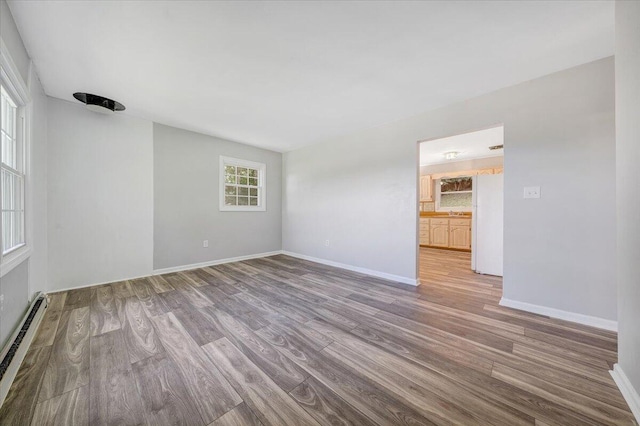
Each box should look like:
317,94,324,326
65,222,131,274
443,151,460,160
73,92,125,114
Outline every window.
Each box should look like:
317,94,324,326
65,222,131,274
219,156,266,211
436,176,472,212
1,85,25,255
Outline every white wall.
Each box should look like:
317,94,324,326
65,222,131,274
28,64,48,296
284,57,616,322
0,0,29,84
420,156,503,175
153,123,282,271
0,0,48,347
47,98,153,291
615,0,640,416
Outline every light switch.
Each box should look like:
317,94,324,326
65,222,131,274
524,186,541,199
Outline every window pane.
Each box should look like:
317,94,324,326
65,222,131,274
238,187,248,196
248,177,258,187
249,188,258,197
237,167,248,176
1,89,18,170
238,176,248,185
248,169,258,178
225,185,237,195
225,195,237,206
225,174,236,184
238,196,249,206
225,165,236,175
1,169,24,253
249,197,258,206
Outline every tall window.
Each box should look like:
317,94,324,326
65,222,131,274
219,156,266,211
1,85,25,255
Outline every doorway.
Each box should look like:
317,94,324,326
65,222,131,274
417,125,505,282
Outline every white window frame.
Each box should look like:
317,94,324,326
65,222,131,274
1,39,32,278
219,156,266,212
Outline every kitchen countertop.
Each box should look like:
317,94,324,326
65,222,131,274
420,212,472,219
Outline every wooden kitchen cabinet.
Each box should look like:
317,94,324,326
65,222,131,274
429,219,449,248
419,218,430,245
420,175,433,201
420,217,471,251
449,219,471,250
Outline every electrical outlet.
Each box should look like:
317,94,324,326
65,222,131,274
523,186,541,199
203,240,209,248
324,240,330,247
0,294,4,312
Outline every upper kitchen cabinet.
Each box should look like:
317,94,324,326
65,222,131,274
420,175,433,201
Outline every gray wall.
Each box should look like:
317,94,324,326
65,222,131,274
0,0,48,347
0,262,28,348
47,98,154,291
616,0,640,406
284,57,616,321
153,123,282,270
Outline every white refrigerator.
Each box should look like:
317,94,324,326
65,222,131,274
471,174,504,276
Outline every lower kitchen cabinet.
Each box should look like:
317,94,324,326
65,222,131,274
449,221,472,250
419,218,430,245
429,219,450,248
420,217,471,251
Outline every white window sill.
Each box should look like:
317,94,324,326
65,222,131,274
220,206,266,212
0,245,32,278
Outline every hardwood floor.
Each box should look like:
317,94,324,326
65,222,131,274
0,248,635,425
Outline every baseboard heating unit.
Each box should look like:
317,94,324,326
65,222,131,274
0,292,48,408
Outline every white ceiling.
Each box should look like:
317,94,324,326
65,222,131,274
420,126,503,166
8,1,614,152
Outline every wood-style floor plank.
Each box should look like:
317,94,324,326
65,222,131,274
308,318,533,426
0,346,51,425
208,402,262,426
149,312,242,424
200,306,309,392
62,288,91,311
289,377,378,426
118,296,165,364
132,352,204,425
30,386,89,426
202,337,320,426
130,277,170,317
39,307,90,401
5,248,633,426
89,329,146,425
31,293,67,348
89,285,121,336
257,318,436,425
110,280,134,299
172,306,224,346
147,275,174,293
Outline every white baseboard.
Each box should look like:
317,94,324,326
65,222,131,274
49,251,284,294
49,272,155,294
281,251,419,286
611,364,640,423
499,297,618,332
153,251,283,275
